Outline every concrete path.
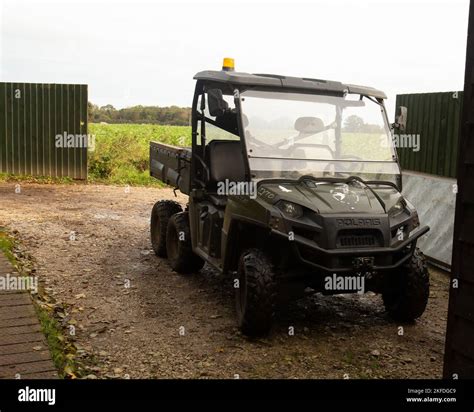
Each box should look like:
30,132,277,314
0,252,57,379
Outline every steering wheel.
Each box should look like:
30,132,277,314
323,155,365,176
244,132,280,152
281,142,334,158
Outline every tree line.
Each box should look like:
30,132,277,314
88,103,191,126
343,115,384,133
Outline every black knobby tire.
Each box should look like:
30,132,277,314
166,212,205,274
150,200,182,257
382,248,430,321
236,249,277,336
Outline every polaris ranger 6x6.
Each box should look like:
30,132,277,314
149,59,430,336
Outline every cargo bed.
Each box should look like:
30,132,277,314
150,141,191,195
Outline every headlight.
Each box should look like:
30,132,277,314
388,199,406,218
277,201,303,219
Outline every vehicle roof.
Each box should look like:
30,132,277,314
193,70,387,99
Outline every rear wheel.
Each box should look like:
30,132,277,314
236,249,277,336
166,212,205,274
382,248,430,321
150,200,182,257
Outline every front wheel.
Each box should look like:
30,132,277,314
382,248,430,321
236,249,277,336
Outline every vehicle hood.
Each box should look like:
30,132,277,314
257,180,403,214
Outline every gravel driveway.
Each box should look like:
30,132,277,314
0,182,449,378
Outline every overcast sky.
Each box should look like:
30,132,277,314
0,0,470,117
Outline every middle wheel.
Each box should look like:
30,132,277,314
166,212,205,274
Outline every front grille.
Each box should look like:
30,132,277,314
339,235,376,248
337,231,380,248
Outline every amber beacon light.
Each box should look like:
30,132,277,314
222,57,235,71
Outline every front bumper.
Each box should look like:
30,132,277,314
272,225,429,273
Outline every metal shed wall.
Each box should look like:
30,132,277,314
395,91,463,178
0,83,88,179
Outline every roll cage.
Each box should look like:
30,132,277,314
190,76,402,193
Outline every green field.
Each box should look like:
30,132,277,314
88,123,191,185
0,123,393,186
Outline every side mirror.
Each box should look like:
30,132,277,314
207,89,228,117
394,106,407,131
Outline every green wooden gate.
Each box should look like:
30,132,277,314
0,82,88,179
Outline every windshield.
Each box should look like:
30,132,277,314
239,90,400,184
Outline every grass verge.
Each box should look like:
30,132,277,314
34,302,81,378
0,230,15,263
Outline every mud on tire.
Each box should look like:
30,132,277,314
150,200,183,257
382,248,430,321
166,212,205,274
236,248,277,337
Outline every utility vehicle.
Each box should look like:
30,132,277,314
149,59,430,336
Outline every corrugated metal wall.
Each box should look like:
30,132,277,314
395,91,463,178
0,82,88,179
444,0,474,378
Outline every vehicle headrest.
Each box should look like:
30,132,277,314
294,117,325,134
208,89,229,117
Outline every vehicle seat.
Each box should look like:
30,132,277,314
206,140,246,205
294,117,325,137
207,140,246,183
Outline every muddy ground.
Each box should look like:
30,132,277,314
0,182,449,379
